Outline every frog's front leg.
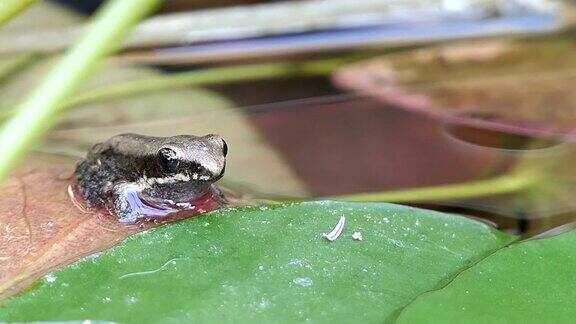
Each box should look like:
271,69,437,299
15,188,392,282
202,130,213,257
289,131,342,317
111,182,146,223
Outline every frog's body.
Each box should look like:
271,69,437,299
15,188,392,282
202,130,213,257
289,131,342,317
75,133,227,223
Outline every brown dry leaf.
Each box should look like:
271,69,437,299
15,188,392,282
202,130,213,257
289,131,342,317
333,38,576,140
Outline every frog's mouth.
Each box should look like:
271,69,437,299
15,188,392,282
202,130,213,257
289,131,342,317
137,188,220,215
142,169,224,186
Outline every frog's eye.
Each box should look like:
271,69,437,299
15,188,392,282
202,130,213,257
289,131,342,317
157,147,179,173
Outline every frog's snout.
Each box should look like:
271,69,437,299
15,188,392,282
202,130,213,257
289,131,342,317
222,139,228,157
204,134,228,158
195,134,227,182
213,164,226,181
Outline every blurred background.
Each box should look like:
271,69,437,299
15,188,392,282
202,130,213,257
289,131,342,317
3,0,576,236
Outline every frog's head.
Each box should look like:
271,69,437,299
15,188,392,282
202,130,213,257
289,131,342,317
143,134,227,201
157,134,227,181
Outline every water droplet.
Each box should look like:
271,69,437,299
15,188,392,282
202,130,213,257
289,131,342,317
44,274,56,284
292,277,313,287
258,297,270,309
288,259,310,268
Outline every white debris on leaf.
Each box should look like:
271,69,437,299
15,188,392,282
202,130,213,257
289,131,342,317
44,274,57,283
352,231,363,241
323,216,345,241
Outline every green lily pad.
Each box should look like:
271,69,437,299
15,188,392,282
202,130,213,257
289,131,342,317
0,201,514,323
397,229,576,323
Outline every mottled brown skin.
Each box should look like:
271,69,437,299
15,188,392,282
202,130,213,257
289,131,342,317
75,133,227,223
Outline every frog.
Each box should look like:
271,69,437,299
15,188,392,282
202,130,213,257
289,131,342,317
74,133,228,223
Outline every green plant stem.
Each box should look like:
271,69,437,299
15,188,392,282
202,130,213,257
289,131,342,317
0,57,348,119
0,0,160,182
0,0,37,27
66,59,344,109
333,171,540,203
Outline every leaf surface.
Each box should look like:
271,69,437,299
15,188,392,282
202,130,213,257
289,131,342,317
0,201,514,323
397,230,576,323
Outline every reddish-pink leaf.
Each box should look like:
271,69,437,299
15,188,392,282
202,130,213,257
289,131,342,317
0,157,136,299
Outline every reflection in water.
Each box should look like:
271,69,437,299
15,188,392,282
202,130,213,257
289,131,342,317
237,94,576,236
444,124,562,151
249,97,501,197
